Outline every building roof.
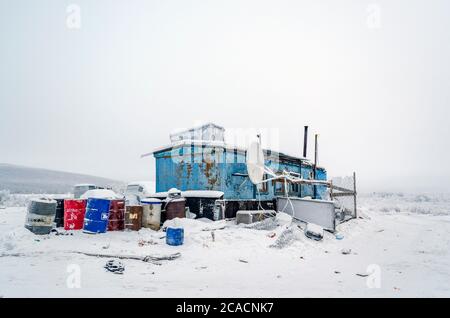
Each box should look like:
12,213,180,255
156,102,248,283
169,122,225,136
141,139,323,168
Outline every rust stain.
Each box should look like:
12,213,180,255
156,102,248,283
203,160,218,188
186,162,192,179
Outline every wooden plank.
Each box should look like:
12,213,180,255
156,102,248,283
330,184,354,192
331,192,355,197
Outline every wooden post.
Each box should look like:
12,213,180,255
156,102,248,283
284,178,289,198
353,171,357,218
330,180,334,201
313,134,318,199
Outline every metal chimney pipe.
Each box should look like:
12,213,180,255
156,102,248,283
303,126,308,158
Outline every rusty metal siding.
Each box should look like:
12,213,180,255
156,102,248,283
301,165,314,197
154,145,327,200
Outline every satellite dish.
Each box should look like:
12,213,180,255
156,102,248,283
246,141,265,184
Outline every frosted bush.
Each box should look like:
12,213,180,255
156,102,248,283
0,190,11,205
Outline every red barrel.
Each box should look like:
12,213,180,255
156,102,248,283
64,199,86,230
108,199,125,231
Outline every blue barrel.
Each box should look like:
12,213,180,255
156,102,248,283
166,227,184,246
83,198,111,234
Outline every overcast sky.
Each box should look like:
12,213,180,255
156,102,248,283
1,0,449,192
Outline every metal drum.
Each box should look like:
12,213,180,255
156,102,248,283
166,227,184,246
25,198,57,235
108,199,125,231
54,198,65,228
141,198,162,231
165,198,186,220
125,205,143,231
64,199,87,230
83,198,111,234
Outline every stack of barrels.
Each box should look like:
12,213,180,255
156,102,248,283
24,197,126,235
24,191,187,237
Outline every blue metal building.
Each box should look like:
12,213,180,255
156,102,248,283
150,124,327,200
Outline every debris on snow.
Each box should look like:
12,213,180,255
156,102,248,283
335,233,344,240
244,217,279,230
70,251,181,264
304,223,324,241
356,273,369,277
341,248,352,255
269,226,302,249
138,239,157,247
104,260,125,274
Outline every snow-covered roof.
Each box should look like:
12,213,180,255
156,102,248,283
142,139,311,164
182,190,224,198
31,198,57,204
169,122,225,136
144,190,225,199
80,189,122,200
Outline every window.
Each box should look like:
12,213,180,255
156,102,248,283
290,183,299,194
274,180,285,194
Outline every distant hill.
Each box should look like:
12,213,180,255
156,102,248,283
0,163,125,194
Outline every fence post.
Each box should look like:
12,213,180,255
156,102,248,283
353,171,357,218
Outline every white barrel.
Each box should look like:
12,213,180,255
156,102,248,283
25,198,57,235
141,198,162,231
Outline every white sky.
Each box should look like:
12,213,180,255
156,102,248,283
0,0,449,192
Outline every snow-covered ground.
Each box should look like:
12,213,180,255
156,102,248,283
0,192,449,297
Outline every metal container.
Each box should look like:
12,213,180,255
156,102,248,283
276,196,336,231
125,205,143,231
25,198,57,235
83,198,111,234
164,198,186,220
213,199,276,219
108,199,125,231
183,190,224,220
54,198,65,228
141,198,162,231
64,199,87,230
236,210,276,225
166,227,184,246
